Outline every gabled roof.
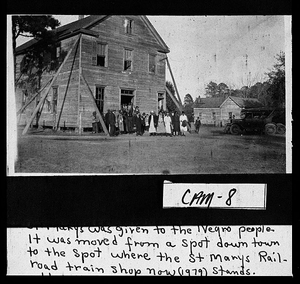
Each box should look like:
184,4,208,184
194,97,225,109
221,96,264,109
140,16,169,53
194,96,264,109
15,15,108,55
16,15,170,55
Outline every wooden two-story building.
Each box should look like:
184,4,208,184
15,15,170,131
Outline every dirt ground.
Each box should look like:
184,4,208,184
14,126,286,174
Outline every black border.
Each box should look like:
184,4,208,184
6,0,292,15
7,174,292,227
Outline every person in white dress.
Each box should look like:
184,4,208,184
156,111,165,135
148,111,157,136
179,111,188,136
164,112,172,137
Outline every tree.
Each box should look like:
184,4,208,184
217,83,230,98
183,93,194,106
265,51,285,108
183,93,194,118
204,81,230,98
257,81,272,107
205,81,218,97
12,16,61,84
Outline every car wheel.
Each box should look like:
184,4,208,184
265,123,276,135
230,124,241,135
223,124,230,133
276,123,286,134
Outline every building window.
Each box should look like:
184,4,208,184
50,43,61,61
92,42,108,67
149,54,156,73
56,45,61,58
95,86,105,113
125,19,134,34
52,86,58,114
124,49,133,71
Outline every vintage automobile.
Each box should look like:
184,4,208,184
224,108,285,135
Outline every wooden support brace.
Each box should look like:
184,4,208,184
22,35,81,135
80,73,109,136
165,86,183,112
55,35,81,130
77,34,82,135
166,56,183,105
17,78,53,115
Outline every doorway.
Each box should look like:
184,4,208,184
120,89,135,108
158,92,165,112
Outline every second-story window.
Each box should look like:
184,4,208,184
124,49,133,71
149,54,156,73
56,44,61,58
125,19,134,34
92,42,108,67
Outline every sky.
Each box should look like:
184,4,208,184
16,15,288,101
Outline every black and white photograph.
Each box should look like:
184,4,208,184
6,8,294,277
7,14,291,175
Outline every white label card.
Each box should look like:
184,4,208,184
163,181,267,209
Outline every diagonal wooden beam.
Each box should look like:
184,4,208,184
80,73,109,136
165,86,183,112
166,56,183,105
22,35,81,135
55,34,81,130
17,77,53,115
77,34,83,134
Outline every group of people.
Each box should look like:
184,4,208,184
92,104,202,137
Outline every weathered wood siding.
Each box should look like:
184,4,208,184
193,108,221,126
194,99,242,126
38,36,81,128
80,15,167,118
16,16,168,129
220,98,242,124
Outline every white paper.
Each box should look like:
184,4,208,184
7,226,292,276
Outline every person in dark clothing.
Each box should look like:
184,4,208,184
141,113,146,134
133,112,143,136
104,110,110,133
108,109,116,136
122,109,128,134
127,105,133,134
173,111,180,135
195,116,201,134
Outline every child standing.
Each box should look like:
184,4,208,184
195,116,201,134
